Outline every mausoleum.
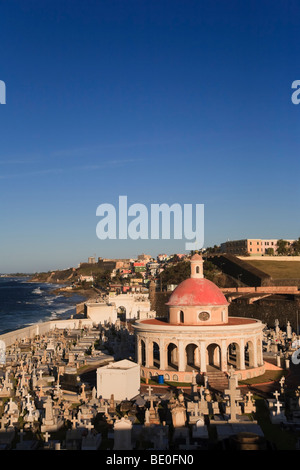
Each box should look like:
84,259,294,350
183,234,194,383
96,359,140,401
133,254,265,382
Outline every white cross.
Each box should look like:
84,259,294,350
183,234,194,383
86,421,94,434
273,390,280,400
275,401,282,415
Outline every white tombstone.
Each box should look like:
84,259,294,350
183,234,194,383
96,359,140,401
192,417,209,439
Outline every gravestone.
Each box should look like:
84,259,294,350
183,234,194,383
113,417,133,450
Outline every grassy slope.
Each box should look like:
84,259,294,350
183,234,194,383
245,260,300,279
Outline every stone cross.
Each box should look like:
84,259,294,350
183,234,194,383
275,401,282,415
224,371,241,422
71,415,79,429
279,376,286,393
86,421,94,434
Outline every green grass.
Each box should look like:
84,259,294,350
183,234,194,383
238,370,288,386
254,396,298,450
141,377,192,387
245,260,300,279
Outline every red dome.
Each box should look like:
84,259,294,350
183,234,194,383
166,278,228,306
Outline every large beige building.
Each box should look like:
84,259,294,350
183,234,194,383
133,254,265,383
220,238,296,255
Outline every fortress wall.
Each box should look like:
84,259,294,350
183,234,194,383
0,318,95,347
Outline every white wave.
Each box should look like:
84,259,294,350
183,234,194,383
32,287,42,294
49,306,74,318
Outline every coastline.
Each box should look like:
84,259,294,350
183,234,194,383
27,274,99,302
0,276,98,336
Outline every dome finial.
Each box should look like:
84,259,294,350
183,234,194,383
190,253,203,278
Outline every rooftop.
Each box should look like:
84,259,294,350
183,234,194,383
139,317,258,327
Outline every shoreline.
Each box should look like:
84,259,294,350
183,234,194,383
0,277,98,336
27,275,100,303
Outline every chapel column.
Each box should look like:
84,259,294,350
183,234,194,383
159,338,166,370
136,337,142,365
200,341,206,373
178,341,185,372
148,339,154,368
239,338,246,370
253,337,258,368
145,337,150,368
221,339,227,372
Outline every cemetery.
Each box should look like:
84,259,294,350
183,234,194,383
0,313,299,451
0,255,300,450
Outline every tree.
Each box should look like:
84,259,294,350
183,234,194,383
291,238,300,255
276,239,289,255
94,270,112,289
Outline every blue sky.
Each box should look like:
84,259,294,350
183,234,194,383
0,0,300,272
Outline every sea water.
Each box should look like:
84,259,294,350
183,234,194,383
0,276,86,335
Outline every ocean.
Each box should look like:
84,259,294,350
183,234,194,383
0,277,86,335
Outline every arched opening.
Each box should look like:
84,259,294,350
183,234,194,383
167,343,178,371
227,342,240,369
185,343,200,371
207,343,221,370
140,339,146,367
153,341,160,369
179,310,184,323
117,306,126,321
196,266,200,273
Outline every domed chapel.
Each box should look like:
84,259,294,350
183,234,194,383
133,254,265,383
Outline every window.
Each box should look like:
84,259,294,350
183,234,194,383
179,310,184,323
198,311,210,321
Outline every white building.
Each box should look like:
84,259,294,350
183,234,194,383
85,302,117,324
96,359,140,401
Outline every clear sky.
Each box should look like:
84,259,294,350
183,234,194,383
0,0,300,273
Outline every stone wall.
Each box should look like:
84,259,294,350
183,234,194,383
149,290,171,318
268,278,300,287
0,318,95,348
223,286,299,293
229,295,300,333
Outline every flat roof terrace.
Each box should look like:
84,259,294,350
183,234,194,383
138,317,258,327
